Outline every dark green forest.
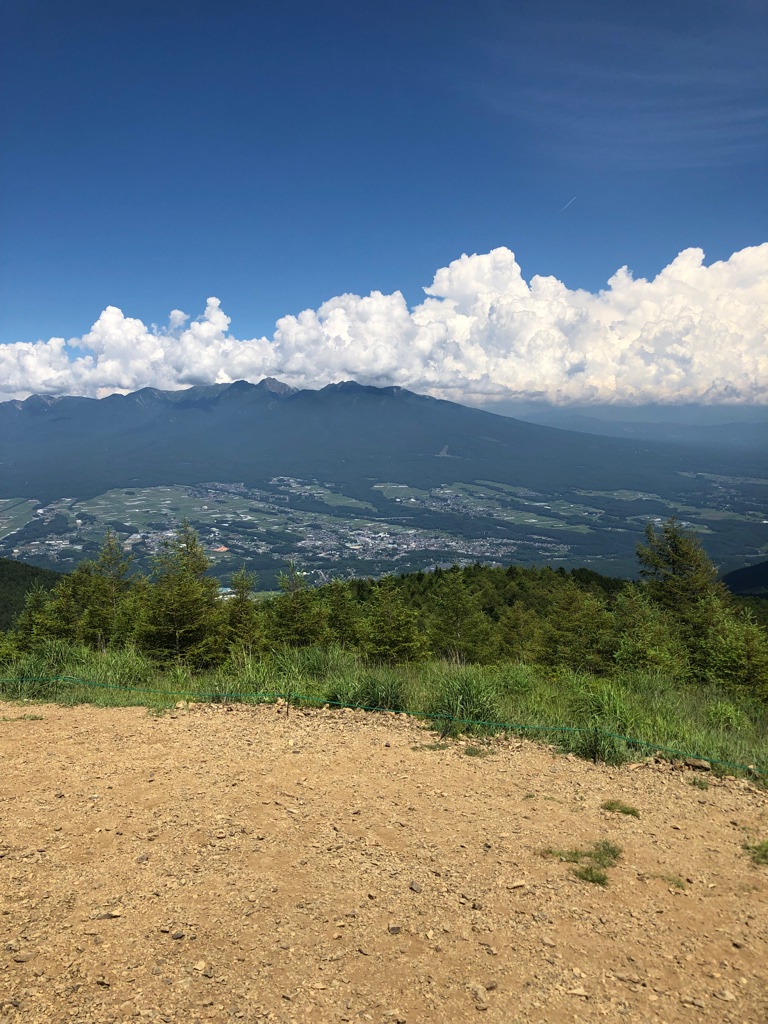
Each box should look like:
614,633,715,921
2,519,767,702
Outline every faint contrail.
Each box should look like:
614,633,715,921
559,195,577,213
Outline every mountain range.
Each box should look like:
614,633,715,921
2,378,764,499
1,379,766,577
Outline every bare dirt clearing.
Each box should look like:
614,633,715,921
1,702,766,1024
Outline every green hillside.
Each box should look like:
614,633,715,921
0,558,62,631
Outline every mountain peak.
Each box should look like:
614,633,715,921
251,378,297,396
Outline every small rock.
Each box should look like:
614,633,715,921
12,953,34,963
171,931,185,940
566,987,589,998
685,758,711,771
470,983,489,1004
713,989,736,1002
388,925,402,935
136,853,150,864
541,936,556,948
409,881,422,894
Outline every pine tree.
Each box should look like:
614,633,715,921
266,563,331,647
611,585,689,678
323,579,361,648
701,602,768,699
226,566,264,654
540,580,614,673
636,517,730,629
496,601,545,663
72,530,134,648
426,568,495,663
358,576,427,663
135,522,225,665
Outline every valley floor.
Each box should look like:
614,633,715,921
1,703,767,1023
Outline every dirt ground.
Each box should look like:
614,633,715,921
0,701,766,1024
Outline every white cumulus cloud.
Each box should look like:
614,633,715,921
1,244,767,405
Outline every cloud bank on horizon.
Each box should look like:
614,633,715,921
2,244,767,406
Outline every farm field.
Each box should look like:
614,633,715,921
1,470,766,586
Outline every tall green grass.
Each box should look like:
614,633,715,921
0,643,766,779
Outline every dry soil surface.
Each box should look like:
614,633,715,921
0,702,766,1024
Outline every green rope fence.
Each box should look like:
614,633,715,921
1,674,765,778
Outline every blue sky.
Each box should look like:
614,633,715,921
1,0,766,405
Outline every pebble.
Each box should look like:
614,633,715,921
470,983,489,1005
409,881,422,893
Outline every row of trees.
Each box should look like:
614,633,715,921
4,519,767,699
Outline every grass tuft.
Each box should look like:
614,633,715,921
689,776,710,790
743,840,768,866
573,865,609,886
601,799,640,818
658,873,687,889
543,839,622,885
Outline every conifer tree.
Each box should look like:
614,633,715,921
611,585,689,677
636,517,730,629
358,576,427,663
226,566,264,654
266,562,331,647
323,579,361,648
426,567,495,663
700,601,768,698
496,601,545,663
135,522,225,665
540,580,614,673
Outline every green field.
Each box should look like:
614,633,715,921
0,499,38,540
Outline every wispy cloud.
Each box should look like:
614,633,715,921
473,4,768,168
1,244,767,406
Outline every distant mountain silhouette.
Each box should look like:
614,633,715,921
0,379,764,505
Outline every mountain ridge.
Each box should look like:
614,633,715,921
1,378,764,500
1,378,766,578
